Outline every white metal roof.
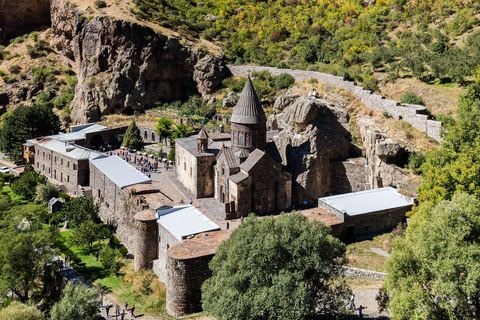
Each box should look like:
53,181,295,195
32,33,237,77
157,205,220,242
37,139,104,160
319,187,414,216
90,155,151,188
49,124,108,142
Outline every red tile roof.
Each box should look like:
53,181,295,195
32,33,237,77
134,210,156,221
301,207,343,226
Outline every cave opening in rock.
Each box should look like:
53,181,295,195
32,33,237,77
123,107,135,115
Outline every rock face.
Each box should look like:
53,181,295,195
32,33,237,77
50,0,226,123
270,95,360,204
358,118,411,190
0,0,50,44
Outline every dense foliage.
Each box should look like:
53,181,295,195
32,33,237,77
384,193,480,319
134,0,480,85
201,213,350,320
0,104,60,161
122,120,143,150
50,284,100,320
0,301,44,320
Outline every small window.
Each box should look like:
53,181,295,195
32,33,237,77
73,164,77,170
167,244,170,249
54,156,57,163
42,164,45,171
43,151,45,158
61,159,63,165
67,175,70,183
190,167,192,177
67,161,70,168
48,167,50,173
48,154,51,160
36,162,39,168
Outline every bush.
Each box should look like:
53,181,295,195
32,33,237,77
362,75,379,92
274,73,295,90
401,91,425,106
94,0,107,8
30,31,39,42
100,245,120,274
408,152,425,173
8,65,21,74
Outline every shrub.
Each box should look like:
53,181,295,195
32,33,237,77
362,75,379,92
400,90,425,106
29,31,39,42
94,0,107,8
8,65,21,74
274,73,295,90
408,152,425,173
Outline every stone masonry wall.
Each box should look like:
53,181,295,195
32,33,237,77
345,207,411,236
227,65,443,142
338,266,386,281
134,219,158,271
155,224,180,283
333,158,369,194
166,255,213,317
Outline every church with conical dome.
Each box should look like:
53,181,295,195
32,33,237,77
175,78,292,218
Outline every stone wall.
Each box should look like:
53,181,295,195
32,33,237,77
138,126,163,144
166,255,213,317
227,65,443,142
338,266,386,281
155,224,181,283
333,158,369,194
134,218,158,271
345,207,411,236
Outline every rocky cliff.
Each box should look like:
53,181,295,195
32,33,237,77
50,0,225,123
269,95,360,204
0,0,50,43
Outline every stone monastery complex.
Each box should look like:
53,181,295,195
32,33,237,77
23,79,414,317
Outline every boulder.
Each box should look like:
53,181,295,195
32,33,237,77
194,54,226,98
222,91,237,108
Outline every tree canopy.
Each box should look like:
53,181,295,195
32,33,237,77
50,283,100,320
61,196,100,228
0,301,43,320
201,212,350,320
155,117,173,142
384,193,480,319
0,104,60,161
122,120,143,150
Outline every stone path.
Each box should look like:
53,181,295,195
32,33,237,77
370,247,390,257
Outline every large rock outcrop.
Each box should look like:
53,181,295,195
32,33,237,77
270,95,360,204
0,0,50,44
50,0,226,123
358,118,412,191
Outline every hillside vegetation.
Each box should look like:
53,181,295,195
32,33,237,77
133,0,480,88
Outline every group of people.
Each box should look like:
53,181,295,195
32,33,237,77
349,294,367,319
60,255,72,268
104,301,135,319
111,150,172,175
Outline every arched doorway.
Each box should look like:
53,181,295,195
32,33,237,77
151,132,155,141
144,131,148,140
90,134,104,148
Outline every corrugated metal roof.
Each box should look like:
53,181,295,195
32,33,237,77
157,205,220,242
240,148,265,172
318,187,414,216
31,139,104,160
49,124,108,142
231,78,267,124
90,155,151,188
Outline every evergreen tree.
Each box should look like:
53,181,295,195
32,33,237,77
122,120,143,150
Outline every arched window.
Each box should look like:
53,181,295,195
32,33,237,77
152,132,155,141
239,132,244,146
144,131,148,139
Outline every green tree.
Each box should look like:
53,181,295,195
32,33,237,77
100,244,120,275
0,301,43,320
122,120,143,150
274,73,295,90
171,124,193,139
384,193,480,319
0,104,60,161
34,182,60,204
400,90,426,106
11,164,47,199
50,283,100,320
0,218,56,302
70,220,107,252
61,196,100,228
155,117,173,143
201,212,350,320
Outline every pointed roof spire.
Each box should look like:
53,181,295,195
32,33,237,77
231,77,267,124
197,126,208,140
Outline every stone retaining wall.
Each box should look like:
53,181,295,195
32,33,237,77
227,65,443,142
338,266,386,281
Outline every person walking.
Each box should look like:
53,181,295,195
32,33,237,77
120,309,126,320
105,304,112,318
95,251,99,262
358,305,367,319
124,302,128,311
99,293,103,308
130,305,135,319
226,222,229,230
349,294,356,310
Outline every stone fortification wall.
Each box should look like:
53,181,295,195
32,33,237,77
338,266,386,281
155,225,181,283
134,219,158,271
333,159,369,194
166,255,213,317
227,65,442,142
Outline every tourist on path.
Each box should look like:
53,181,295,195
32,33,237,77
105,304,111,317
130,305,135,318
349,294,356,310
121,309,126,320
358,305,367,319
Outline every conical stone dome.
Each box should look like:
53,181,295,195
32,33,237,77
231,78,267,124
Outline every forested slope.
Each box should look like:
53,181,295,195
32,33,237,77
133,0,480,87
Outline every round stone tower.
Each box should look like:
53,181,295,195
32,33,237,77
134,210,158,271
230,77,267,153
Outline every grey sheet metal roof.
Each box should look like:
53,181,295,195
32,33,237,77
318,187,414,216
32,138,104,160
49,123,108,142
240,148,265,172
176,136,232,157
90,155,151,188
231,78,267,124
157,205,220,242
229,171,248,184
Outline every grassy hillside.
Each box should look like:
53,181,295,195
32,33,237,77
132,0,480,89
